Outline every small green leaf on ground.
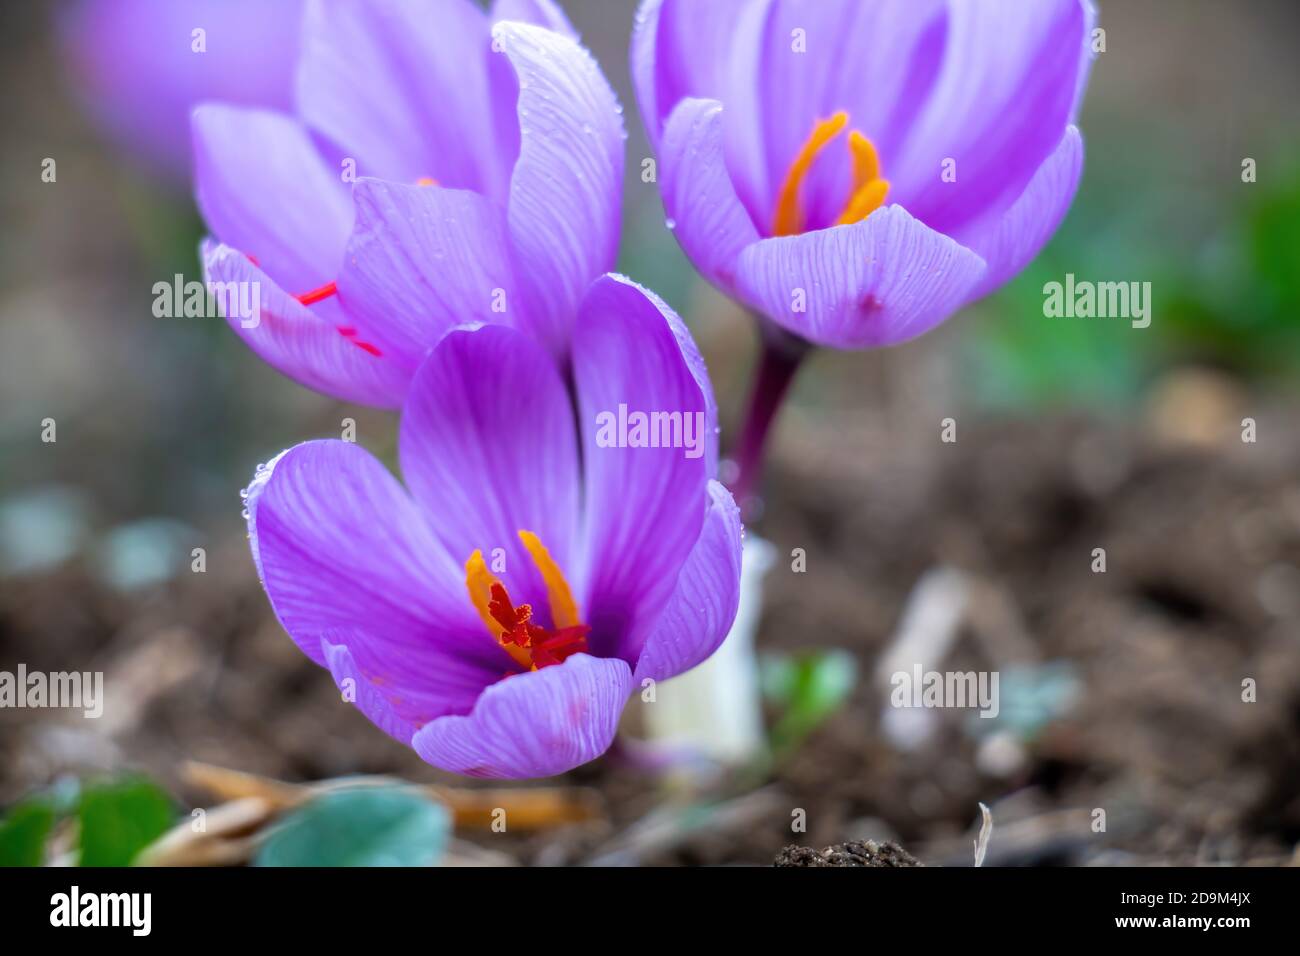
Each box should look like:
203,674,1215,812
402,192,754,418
762,649,858,755
0,798,56,867
78,777,175,867
256,787,450,867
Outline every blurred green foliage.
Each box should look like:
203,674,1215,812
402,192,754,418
0,797,56,866
761,649,858,757
256,786,450,867
964,154,1300,409
2,777,456,867
76,777,175,866
0,776,175,866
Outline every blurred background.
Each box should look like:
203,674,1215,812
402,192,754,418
1,0,1298,866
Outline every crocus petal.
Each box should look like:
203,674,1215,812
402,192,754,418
320,637,420,745
640,0,947,234
890,0,1092,236
295,0,508,198
733,0,951,233
192,104,350,292
632,481,743,684
203,242,412,408
399,324,580,612
491,0,577,39
61,0,303,180
659,98,760,292
734,205,987,349
412,653,633,778
338,180,527,362
497,22,624,359
573,275,714,662
961,126,1085,301
709,0,779,229
244,440,508,716
631,0,749,145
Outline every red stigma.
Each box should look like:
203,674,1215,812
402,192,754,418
488,582,589,670
294,280,338,306
238,250,384,357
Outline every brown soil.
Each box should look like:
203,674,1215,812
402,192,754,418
775,840,921,867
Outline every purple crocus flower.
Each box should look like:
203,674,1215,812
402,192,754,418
241,275,742,779
633,0,1096,349
60,0,305,181
197,0,622,408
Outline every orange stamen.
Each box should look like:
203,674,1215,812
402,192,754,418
835,131,890,225
517,530,581,630
836,179,890,226
773,116,891,236
773,112,849,237
847,129,881,184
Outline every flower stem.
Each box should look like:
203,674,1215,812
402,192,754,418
727,324,811,519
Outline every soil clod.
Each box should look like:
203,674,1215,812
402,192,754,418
775,840,921,867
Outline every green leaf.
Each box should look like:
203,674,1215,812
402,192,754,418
961,256,1142,411
256,787,450,867
0,797,56,867
77,777,175,867
762,649,858,755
